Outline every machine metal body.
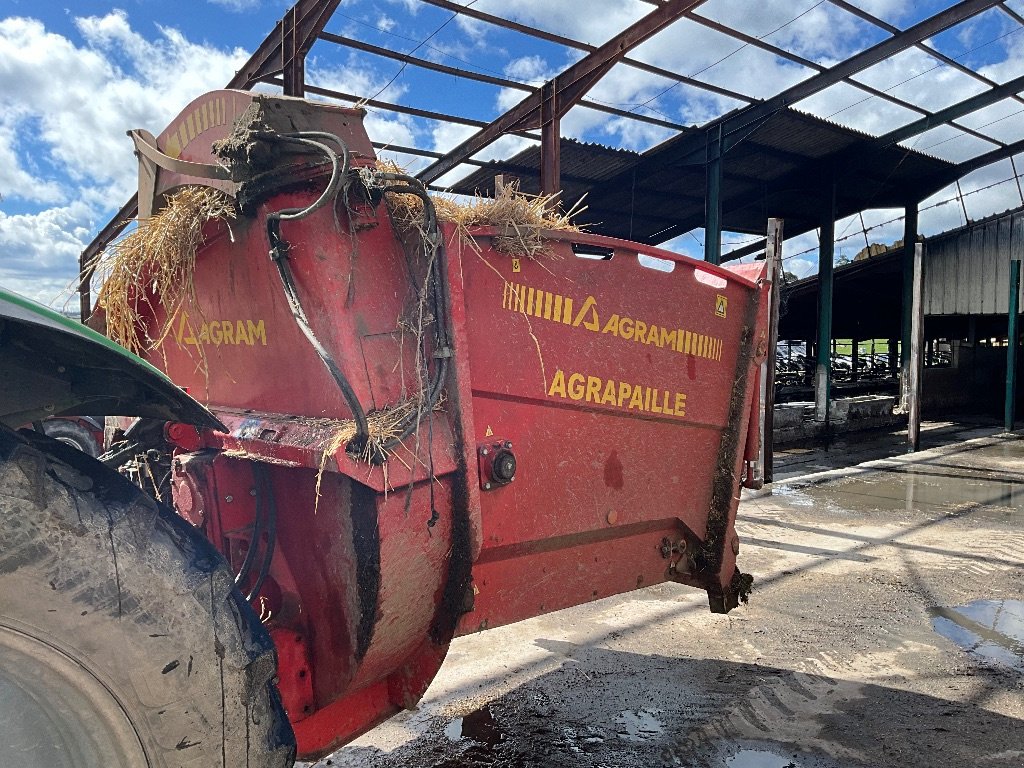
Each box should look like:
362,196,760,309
117,90,770,759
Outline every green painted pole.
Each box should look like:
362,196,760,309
705,125,723,266
814,181,836,425
1006,259,1020,432
900,202,918,379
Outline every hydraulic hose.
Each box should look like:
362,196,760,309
260,134,452,459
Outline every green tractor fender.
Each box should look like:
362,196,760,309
0,287,220,430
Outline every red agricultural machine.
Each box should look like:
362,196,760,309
0,89,770,767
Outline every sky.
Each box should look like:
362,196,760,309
1,0,1024,306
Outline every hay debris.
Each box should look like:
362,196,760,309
367,160,587,259
314,397,437,506
92,187,236,354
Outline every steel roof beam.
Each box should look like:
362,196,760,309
319,33,690,132
291,81,539,136
638,3,1000,146
651,0,1001,168
418,0,754,105
417,0,708,185
80,0,342,280
227,0,340,90
955,136,1024,176
876,72,1024,148
826,0,1024,124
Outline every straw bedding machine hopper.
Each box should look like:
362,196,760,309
0,90,771,766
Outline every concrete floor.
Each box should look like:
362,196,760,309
307,433,1024,768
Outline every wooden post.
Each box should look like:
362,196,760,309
908,242,924,452
1005,259,1021,432
763,218,784,484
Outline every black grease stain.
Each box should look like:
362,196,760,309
604,451,624,490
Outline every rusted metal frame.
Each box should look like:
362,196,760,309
1002,3,1024,25
281,5,305,96
417,0,754,105
287,80,539,138
318,33,689,131
417,0,707,185
710,0,1000,148
539,82,560,195
626,0,1001,186
875,72,1024,149
79,0,340,318
827,0,1024,111
953,136,1024,176
683,9,1004,147
371,142,655,196
227,0,341,89
79,195,137,319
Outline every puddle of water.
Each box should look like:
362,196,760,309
613,708,664,742
727,750,800,768
930,599,1024,671
443,704,502,746
777,465,1024,520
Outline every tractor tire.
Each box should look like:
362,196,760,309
41,418,102,457
0,425,295,768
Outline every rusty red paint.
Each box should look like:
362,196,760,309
126,91,769,759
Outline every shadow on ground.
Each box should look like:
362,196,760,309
316,641,1023,768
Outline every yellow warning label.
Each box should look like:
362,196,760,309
512,258,521,273
485,425,494,437
715,294,728,318
501,281,724,362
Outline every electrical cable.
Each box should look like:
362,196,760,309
260,134,453,459
262,132,373,453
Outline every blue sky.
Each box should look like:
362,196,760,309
2,0,1024,305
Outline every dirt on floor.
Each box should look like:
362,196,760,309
304,434,1024,768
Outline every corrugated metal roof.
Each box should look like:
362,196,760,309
451,107,958,245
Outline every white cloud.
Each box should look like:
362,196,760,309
0,202,96,304
0,12,249,303
465,0,649,47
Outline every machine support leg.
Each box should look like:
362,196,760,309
814,184,836,425
907,243,924,452
1006,259,1021,432
705,125,723,266
900,201,919,410
763,218,783,484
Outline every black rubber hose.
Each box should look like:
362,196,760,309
234,464,266,592
245,464,276,603
262,133,372,452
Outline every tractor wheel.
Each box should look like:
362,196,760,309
0,426,295,768
41,418,102,457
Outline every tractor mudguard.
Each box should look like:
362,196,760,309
0,287,222,430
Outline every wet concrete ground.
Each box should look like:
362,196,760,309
306,433,1024,768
